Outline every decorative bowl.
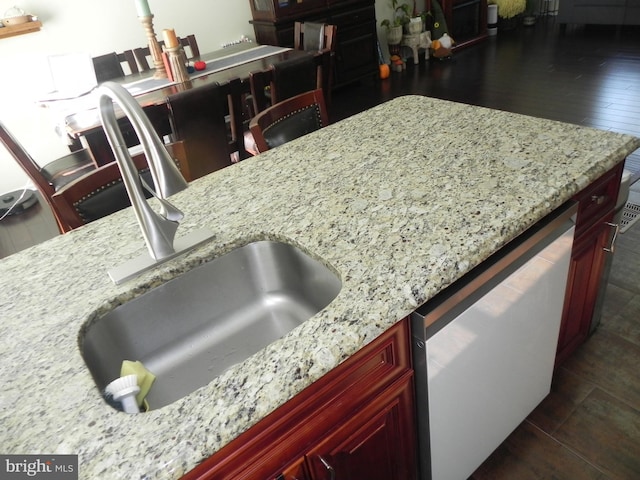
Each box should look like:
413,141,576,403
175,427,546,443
2,15,30,26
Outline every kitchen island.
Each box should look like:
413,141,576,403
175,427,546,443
1,96,638,479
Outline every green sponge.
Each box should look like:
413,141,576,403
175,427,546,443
121,360,156,408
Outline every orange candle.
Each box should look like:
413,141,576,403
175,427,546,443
163,29,179,48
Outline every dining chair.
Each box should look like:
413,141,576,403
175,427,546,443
92,51,139,82
246,53,327,155
249,53,320,116
134,35,200,71
293,22,336,106
166,77,248,181
180,34,201,58
118,50,140,75
0,120,97,233
74,103,174,168
51,142,186,231
248,88,328,153
293,22,337,52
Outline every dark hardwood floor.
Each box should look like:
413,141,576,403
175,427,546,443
1,19,639,478
0,191,59,258
332,19,640,181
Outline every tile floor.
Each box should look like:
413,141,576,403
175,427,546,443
471,186,640,478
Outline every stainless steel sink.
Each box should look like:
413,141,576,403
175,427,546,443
81,241,341,410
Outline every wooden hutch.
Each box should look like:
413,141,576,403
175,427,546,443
247,0,379,88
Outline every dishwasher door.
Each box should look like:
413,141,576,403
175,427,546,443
411,202,577,480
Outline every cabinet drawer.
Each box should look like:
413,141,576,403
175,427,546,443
250,0,326,22
330,4,376,26
572,162,623,237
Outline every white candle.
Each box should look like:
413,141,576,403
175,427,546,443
134,0,151,17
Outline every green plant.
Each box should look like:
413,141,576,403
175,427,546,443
494,0,526,18
380,0,411,29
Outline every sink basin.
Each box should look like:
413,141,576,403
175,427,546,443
81,241,341,410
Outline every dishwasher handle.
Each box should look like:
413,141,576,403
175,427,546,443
603,222,619,253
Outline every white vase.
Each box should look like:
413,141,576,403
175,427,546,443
405,17,422,35
487,4,498,36
386,25,403,45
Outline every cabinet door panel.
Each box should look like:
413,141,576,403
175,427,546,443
556,216,612,365
306,374,416,480
334,25,377,85
181,320,414,480
572,164,621,237
278,457,310,480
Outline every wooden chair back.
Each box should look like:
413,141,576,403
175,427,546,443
166,78,247,181
293,22,337,52
249,52,327,116
92,51,139,82
248,89,329,153
134,35,200,71
0,120,96,232
293,23,336,107
51,142,186,231
181,34,200,58
117,50,139,75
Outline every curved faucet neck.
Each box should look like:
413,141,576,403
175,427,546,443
97,82,187,261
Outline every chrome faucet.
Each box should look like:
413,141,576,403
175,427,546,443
97,82,213,284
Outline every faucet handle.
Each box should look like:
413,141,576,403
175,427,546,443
139,176,184,223
144,138,188,199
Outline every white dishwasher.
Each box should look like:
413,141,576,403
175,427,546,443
411,201,577,480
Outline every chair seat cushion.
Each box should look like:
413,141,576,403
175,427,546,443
263,105,322,149
74,169,154,223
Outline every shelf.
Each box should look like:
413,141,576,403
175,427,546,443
0,20,42,39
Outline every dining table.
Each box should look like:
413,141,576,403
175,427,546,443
45,43,316,166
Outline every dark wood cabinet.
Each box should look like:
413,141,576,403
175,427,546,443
556,162,623,366
182,318,417,480
248,0,379,88
305,375,416,480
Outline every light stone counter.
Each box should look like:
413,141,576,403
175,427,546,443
1,96,638,479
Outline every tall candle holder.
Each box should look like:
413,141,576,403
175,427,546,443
166,45,190,83
138,15,167,79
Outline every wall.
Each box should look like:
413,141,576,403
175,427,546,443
0,0,416,194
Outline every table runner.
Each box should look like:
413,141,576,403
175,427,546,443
125,45,290,97
40,45,291,143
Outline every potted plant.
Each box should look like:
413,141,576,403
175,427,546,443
494,0,526,29
405,0,423,34
380,0,410,44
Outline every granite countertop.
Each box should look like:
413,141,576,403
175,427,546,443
2,96,638,479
